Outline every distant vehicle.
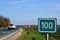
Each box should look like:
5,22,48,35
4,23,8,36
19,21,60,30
8,24,16,30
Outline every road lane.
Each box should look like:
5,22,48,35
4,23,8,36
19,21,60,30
0,26,20,39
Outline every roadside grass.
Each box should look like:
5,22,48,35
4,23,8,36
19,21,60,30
17,28,46,40
50,33,60,40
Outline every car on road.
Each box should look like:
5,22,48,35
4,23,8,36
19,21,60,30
8,24,16,30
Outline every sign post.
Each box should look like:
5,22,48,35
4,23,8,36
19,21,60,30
47,33,49,40
38,18,57,40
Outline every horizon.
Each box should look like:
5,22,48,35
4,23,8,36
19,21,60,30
0,0,60,25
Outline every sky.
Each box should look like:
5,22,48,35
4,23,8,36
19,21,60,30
0,0,60,25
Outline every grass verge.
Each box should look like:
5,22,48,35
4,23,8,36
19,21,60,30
17,28,46,40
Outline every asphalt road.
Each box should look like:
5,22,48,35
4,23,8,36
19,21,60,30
0,26,20,39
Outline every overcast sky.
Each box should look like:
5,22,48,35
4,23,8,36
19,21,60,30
0,0,60,25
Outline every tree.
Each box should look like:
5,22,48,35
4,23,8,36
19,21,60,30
4,18,10,27
0,15,10,27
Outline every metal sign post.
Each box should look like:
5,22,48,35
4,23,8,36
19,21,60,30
47,33,49,40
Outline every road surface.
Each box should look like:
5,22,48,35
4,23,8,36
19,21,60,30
0,26,20,39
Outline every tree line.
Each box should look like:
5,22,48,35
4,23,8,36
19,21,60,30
0,16,10,27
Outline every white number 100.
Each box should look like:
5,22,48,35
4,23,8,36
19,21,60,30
42,22,53,29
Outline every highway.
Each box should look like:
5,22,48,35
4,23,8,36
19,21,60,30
0,26,20,39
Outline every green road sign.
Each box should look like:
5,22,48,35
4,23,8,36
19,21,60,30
38,18,57,33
